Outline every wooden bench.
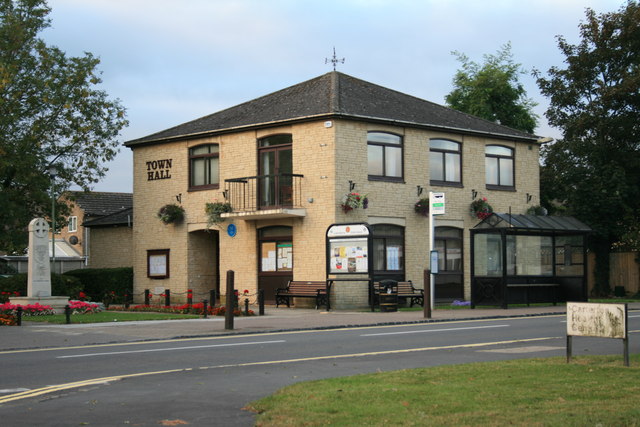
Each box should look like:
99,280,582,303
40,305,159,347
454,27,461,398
373,281,424,307
275,281,329,309
506,283,559,307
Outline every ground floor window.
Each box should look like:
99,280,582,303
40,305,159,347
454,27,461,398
372,224,404,282
434,227,463,301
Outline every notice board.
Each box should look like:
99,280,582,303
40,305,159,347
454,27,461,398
326,223,372,275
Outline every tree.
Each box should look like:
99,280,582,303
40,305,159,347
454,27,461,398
445,43,538,133
536,1,640,295
0,0,128,252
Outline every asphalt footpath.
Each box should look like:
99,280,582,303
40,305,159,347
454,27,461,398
2,303,639,352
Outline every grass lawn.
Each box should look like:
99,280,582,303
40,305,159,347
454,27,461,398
250,355,640,426
22,311,200,324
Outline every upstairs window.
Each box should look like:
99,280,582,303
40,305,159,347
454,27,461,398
368,132,403,181
430,139,461,185
485,145,514,190
189,144,219,190
68,216,78,233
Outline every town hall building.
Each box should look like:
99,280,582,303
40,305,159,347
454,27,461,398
125,71,544,309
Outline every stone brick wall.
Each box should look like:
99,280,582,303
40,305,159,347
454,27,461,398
130,118,539,307
87,226,133,268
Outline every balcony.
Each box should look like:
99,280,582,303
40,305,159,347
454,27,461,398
223,173,306,220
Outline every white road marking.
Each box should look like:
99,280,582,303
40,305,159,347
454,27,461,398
479,346,564,354
0,388,30,394
56,340,286,359
360,324,509,337
2,336,561,405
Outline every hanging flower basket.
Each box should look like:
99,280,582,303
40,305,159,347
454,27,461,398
157,204,185,224
526,205,548,216
470,198,493,220
341,192,368,213
414,198,430,216
205,201,232,226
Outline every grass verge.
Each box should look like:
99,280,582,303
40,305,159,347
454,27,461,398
22,311,200,324
249,355,640,426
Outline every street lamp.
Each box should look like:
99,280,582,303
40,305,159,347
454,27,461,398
48,165,57,273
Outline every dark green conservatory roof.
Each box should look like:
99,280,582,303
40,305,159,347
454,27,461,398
473,213,591,233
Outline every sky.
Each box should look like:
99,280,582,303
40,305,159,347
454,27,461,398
41,0,625,193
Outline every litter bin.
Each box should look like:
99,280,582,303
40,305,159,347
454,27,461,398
379,280,398,312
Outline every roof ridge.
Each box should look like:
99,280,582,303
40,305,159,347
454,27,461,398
330,71,340,112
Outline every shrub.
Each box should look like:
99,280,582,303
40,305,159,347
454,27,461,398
64,267,133,303
0,273,83,302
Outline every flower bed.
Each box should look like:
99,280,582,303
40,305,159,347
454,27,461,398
0,302,55,316
108,303,255,316
67,300,102,314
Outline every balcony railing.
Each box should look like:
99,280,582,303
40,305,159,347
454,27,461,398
224,173,304,213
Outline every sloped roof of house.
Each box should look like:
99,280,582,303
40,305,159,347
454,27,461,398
82,207,133,228
125,71,538,147
67,192,133,218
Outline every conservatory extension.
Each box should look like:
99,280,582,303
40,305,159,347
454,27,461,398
470,213,591,309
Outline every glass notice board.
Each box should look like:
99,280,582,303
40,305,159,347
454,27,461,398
261,241,293,272
329,238,368,274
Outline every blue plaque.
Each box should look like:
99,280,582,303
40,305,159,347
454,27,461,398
227,223,237,237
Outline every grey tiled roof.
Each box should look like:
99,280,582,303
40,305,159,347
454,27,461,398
125,72,538,147
68,192,133,217
82,207,133,227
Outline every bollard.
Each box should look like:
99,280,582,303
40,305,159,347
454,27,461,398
124,292,130,309
65,305,71,324
187,289,193,306
16,306,22,326
225,270,235,330
144,289,150,305
203,300,208,319
258,289,265,316
164,289,171,307
244,298,249,316
423,270,432,319
210,289,216,307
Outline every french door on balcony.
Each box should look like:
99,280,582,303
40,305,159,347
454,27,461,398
259,135,292,209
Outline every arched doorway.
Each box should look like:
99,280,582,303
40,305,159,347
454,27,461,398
258,134,292,208
258,226,293,303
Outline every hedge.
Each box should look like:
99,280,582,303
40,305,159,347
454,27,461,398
63,267,133,302
0,273,82,302
0,267,132,304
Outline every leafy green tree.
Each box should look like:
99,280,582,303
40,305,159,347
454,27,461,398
536,1,640,295
0,0,128,252
446,43,538,133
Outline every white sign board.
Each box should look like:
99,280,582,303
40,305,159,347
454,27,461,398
430,192,445,215
327,224,370,238
567,302,627,339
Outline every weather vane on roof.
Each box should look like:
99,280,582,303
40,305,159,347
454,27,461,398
325,47,345,71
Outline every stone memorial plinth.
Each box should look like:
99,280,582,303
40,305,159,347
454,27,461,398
10,218,69,312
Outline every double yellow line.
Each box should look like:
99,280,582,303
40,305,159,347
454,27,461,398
0,367,192,404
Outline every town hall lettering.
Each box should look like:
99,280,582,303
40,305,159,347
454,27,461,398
147,159,172,181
